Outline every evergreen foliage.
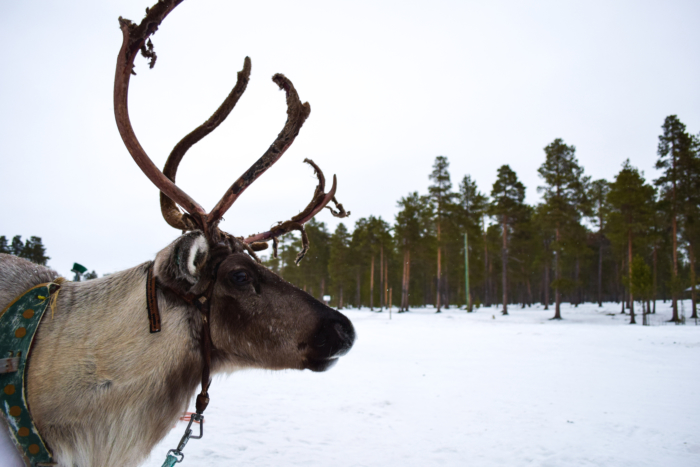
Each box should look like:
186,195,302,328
0,235,50,266
537,138,590,319
489,165,526,315
83,271,99,280
261,115,698,320
606,160,656,323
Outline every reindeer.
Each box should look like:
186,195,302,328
0,1,355,466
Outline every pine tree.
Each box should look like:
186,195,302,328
303,219,331,301
489,165,526,315
676,131,700,318
630,255,653,319
647,197,666,313
21,236,50,266
329,223,352,308
655,115,692,321
457,175,488,310
538,138,589,319
607,160,655,324
508,204,537,308
366,216,392,311
589,179,610,307
11,236,24,256
532,205,554,309
395,192,425,311
0,236,9,254
349,218,369,308
428,156,453,312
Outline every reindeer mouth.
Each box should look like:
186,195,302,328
304,357,340,372
303,317,355,372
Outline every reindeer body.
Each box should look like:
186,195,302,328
1,2,355,465
0,253,200,466
0,231,354,467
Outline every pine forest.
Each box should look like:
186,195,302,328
263,115,700,323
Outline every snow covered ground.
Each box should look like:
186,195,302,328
143,301,700,467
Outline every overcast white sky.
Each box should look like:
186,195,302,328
1,0,698,277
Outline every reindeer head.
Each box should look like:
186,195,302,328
114,1,354,374
153,231,354,373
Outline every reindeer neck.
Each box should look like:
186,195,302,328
26,262,204,467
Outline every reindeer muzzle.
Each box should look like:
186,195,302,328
305,310,355,372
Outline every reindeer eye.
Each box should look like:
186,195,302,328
229,270,251,285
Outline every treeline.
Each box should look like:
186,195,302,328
265,115,699,323
0,235,49,265
0,235,100,280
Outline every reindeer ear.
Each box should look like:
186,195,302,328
156,231,209,287
176,232,209,283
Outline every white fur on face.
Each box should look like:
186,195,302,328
187,235,208,277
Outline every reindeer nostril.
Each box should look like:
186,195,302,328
334,323,350,343
314,336,327,348
332,320,355,356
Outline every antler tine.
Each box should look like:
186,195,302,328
206,74,311,225
244,160,350,262
114,0,207,224
160,57,252,230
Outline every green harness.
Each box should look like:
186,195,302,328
0,282,61,467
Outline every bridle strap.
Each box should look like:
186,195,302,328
146,263,161,333
145,261,217,415
191,280,216,415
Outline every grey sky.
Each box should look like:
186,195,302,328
1,0,698,277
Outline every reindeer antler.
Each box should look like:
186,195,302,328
245,159,350,264
160,57,252,231
114,1,207,223
115,0,348,259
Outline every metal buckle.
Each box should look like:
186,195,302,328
166,413,204,463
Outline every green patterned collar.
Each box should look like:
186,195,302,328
1,281,62,467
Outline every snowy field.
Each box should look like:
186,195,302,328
143,301,700,467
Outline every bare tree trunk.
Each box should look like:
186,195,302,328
690,242,697,319
370,255,375,311
436,221,442,313
401,248,408,311
598,217,604,307
574,256,580,307
489,258,494,308
443,265,449,309
653,245,657,313
406,250,411,310
671,200,679,321
553,227,562,319
356,270,361,308
379,245,384,310
629,229,636,324
339,284,343,309
385,260,389,310
621,288,625,313
544,259,550,310
527,278,533,307
320,277,325,302
620,258,626,313
484,216,490,307
502,216,508,315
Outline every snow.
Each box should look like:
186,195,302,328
124,302,700,465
